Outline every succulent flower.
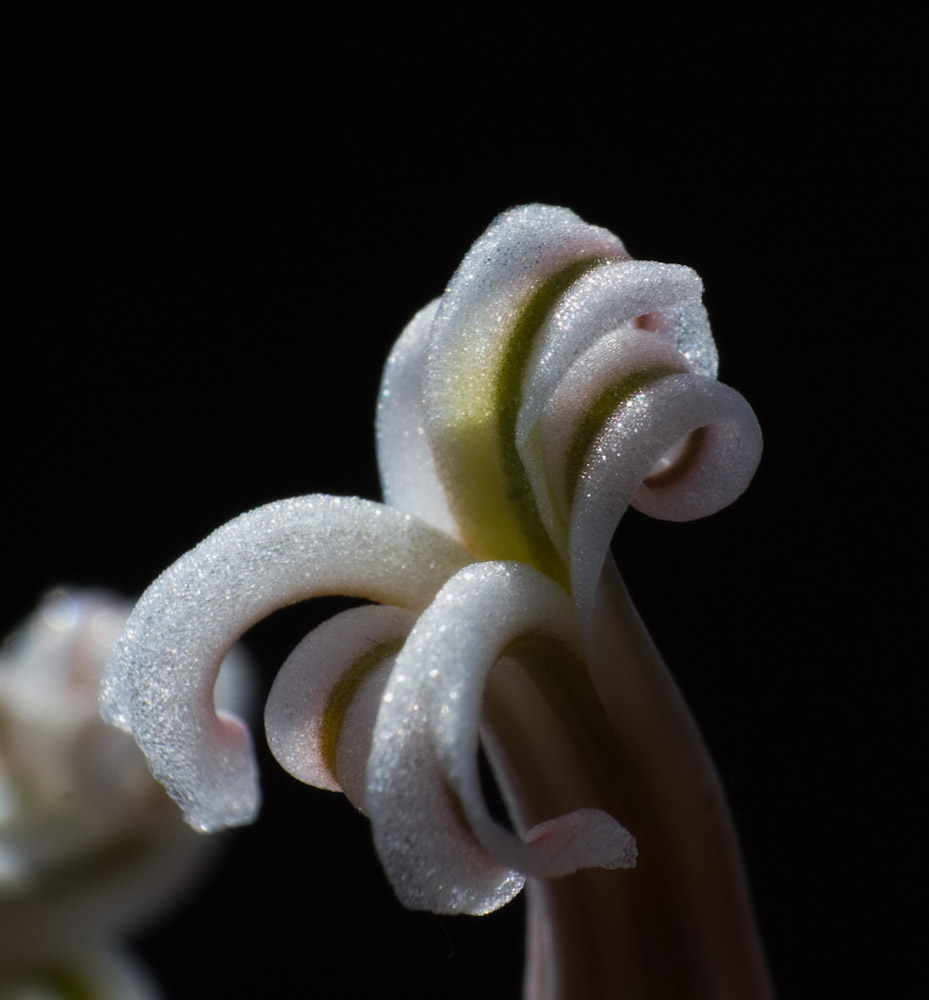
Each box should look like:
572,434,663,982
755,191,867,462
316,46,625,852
1,589,252,998
100,205,773,996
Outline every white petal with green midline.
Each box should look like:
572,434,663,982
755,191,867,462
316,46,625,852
515,258,713,452
265,604,415,811
422,205,626,573
568,375,763,630
526,328,692,556
367,562,636,915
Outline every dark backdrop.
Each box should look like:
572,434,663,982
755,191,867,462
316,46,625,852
6,13,922,998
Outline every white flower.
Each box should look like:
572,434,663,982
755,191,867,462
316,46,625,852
1,589,252,998
100,205,772,995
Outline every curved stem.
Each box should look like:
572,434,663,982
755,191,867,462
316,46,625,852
484,557,775,998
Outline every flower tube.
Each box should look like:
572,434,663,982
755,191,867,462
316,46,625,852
101,205,773,997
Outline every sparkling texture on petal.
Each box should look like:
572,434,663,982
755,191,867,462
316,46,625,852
98,204,764,952
101,496,471,832
368,562,635,915
377,299,460,538
526,327,691,555
569,376,763,627
422,205,627,577
265,604,415,811
516,258,714,452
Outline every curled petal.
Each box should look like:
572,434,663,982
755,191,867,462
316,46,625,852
525,327,692,556
265,604,415,810
101,496,471,832
567,375,763,628
367,561,635,915
376,299,460,538
422,205,628,580
516,258,714,453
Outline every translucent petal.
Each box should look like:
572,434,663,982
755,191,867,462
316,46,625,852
376,299,460,538
265,604,415,811
367,562,635,915
100,496,472,832
567,376,763,628
422,205,627,578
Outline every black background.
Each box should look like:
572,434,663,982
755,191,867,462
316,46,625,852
5,12,922,998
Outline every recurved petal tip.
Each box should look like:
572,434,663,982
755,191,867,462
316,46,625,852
368,561,634,913
101,495,471,833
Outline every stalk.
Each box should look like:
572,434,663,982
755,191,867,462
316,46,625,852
484,556,775,998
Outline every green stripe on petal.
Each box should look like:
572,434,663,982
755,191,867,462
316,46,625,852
563,364,688,505
368,561,634,915
265,604,415,810
320,636,406,784
433,256,620,586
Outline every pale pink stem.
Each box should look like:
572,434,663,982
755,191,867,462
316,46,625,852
485,556,775,998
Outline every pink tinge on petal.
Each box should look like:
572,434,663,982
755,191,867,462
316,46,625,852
516,258,712,452
429,205,628,363
524,809,637,872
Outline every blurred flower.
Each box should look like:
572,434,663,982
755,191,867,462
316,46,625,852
1,589,252,998
101,206,773,996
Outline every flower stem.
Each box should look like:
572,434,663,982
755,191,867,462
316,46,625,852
486,557,776,998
